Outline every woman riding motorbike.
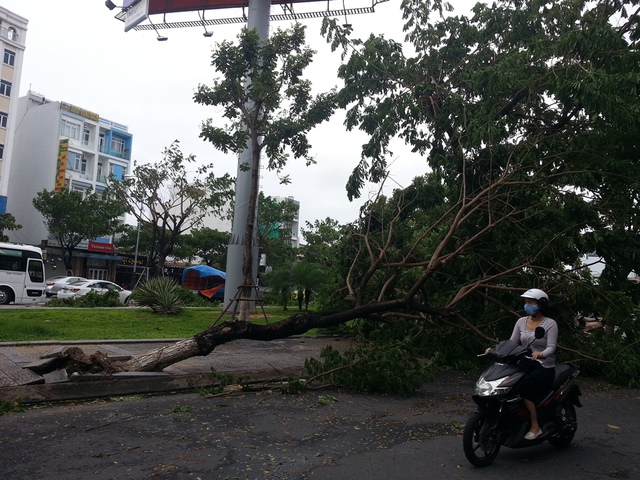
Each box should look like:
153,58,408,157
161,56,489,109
488,288,558,440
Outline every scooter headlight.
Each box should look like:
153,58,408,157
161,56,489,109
475,375,511,396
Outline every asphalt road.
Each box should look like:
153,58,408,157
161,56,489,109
0,371,638,480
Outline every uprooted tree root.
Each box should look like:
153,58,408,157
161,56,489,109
30,347,124,376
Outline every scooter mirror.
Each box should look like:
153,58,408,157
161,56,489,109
534,326,545,339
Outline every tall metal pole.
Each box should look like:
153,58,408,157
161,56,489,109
125,174,142,285
223,0,271,310
133,218,140,276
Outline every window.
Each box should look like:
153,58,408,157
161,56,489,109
0,247,22,271
28,259,44,283
89,269,108,280
110,137,125,154
83,127,90,145
0,80,11,97
60,119,81,140
71,184,86,196
0,144,4,160
7,28,17,41
97,162,104,182
3,49,15,67
69,152,87,173
0,112,7,128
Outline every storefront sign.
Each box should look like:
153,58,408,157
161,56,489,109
88,241,114,253
54,139,68,192
60,102,100,122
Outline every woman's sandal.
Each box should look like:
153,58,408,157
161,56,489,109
524,430,542,440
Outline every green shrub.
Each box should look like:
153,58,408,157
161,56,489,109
304,341,434,395
303,317,483,394
132,277,185,314
174,287,212,307
46,289,123,308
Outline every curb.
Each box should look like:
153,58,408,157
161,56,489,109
0,334,339,348
0,336,349,403
0,339,185,347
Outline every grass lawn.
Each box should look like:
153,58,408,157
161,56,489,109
0,307,295,342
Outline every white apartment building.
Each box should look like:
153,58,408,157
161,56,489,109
6,91,132,279
0,6,27,214
273,195,300,248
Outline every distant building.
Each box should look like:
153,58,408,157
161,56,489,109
581,253,639,283
272,196,300,248
0,6,27,214
197,195,300,246
6,91,133,280
200,207,232,233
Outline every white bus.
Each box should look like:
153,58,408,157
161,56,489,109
0,242,46,305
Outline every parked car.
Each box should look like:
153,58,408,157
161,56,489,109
57,280,132,304
45,276,88,297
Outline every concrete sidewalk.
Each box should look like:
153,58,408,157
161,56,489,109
0,336,352,402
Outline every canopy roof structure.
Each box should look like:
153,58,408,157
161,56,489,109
114,0,388,30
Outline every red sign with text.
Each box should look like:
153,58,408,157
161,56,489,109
88,241,115,254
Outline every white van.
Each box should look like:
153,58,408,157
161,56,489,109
0,242,46,305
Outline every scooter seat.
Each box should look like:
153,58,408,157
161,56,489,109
552,364,574,389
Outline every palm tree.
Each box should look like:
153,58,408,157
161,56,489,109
264,266,294,311
290,261,326,311
264,261,326,311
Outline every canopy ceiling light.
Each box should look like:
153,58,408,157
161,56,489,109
199,10,213,37
148,16,168,41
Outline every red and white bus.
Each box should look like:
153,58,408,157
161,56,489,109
0,242,46,305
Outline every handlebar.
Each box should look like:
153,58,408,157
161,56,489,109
524,356,543,363
477,351,543,362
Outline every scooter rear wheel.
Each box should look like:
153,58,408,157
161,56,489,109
548,401,577,448
463,411,501,467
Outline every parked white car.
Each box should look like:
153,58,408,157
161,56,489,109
57,280,132,304
45,276,88,297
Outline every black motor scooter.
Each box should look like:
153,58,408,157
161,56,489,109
463,327,582,467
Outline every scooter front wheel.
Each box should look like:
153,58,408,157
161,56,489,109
463,411,501,467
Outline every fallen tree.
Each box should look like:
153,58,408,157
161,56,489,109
38,0,640,383
41,300,454,375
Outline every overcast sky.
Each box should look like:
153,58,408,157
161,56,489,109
2,0,470,237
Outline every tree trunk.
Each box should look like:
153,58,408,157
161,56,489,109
133,300,449,372
62,246,74,273
42,300,454,375
130,310,357,372
238,128,262,321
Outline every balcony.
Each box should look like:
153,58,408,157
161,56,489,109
0,28,19,42
98,145,131,161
